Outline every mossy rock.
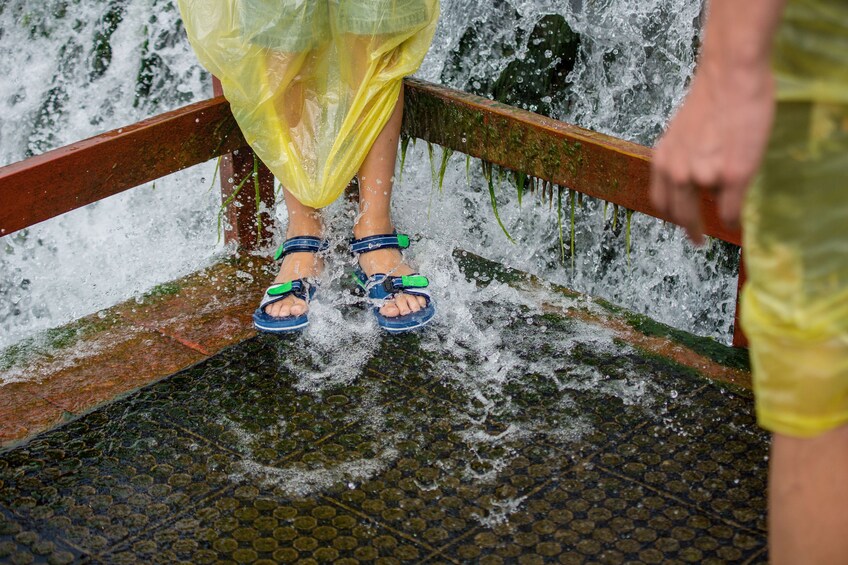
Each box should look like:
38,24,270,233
441,7,581,117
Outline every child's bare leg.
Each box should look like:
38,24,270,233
354,90,427,318
259,48,325,318
265,187,324,318
769,424,848,564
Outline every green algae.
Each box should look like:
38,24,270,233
620,310,750,371
0,313,119,376
399,135,411,183
453,249,530,287
217,164,252,243
253,154,263,243
514,171,527,207
215,154,268,245
437,147,453,193
207,156,222,194
556,187,565,264
481,161,514,242
458,245,752,370
144,281,181,299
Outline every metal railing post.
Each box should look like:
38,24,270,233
213,78,276,253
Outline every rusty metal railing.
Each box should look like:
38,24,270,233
0,79,747,346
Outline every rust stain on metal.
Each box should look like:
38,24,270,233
150,327,212,357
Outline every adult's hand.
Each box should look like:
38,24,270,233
649,1,784,245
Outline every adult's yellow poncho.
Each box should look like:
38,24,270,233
742,0,848,437
177,0,440,208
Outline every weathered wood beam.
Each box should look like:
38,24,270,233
403,78,742,247
212,78,276,251
0,97,245,237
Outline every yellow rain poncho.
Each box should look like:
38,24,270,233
177,0,440,208
741,0,848,437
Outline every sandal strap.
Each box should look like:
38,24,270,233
381,274,430,293
274,236,328,261
350,233,410,255
259,279,312,310
357,272,431,304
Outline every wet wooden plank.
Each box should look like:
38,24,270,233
0,383,66,446
0,97,246,237
403,79,742,247
36,330,206,415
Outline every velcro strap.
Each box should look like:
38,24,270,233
268,280,301,296
274,236,328,261
350,233,410,255
260,280,310,310
383,275,429,293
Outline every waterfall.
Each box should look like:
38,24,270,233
1,0,735,354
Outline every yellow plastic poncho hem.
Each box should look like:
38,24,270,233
178,0,440,209
741,0,848,438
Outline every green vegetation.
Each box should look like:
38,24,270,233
481,161,514,243
454,250,748,371
0,313,117,375
620,310,750,371
143,281,181,299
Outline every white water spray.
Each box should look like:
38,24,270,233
0,0,729,359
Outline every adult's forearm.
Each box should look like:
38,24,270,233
649,0,790,241
699,0,787,75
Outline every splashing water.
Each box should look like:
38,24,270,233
1,0,730,355
1,0,749,529
0,0,721,476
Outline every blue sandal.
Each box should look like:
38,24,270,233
351,233,436,333
253,236,328,334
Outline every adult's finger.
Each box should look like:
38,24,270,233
649,144,672,215
670,179,705,246
718,180,747,231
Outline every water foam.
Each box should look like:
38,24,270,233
1,0,734,354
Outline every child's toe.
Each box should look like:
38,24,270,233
404,294,422,313
380,301,401,318
290,300,307,316
395,295,413,316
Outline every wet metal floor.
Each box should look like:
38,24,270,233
0,266,767,564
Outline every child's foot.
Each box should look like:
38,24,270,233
355,238,427,318
265,250,323,318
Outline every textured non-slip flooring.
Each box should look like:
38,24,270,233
0,297,767,564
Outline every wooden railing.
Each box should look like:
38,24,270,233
0,79,747,346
